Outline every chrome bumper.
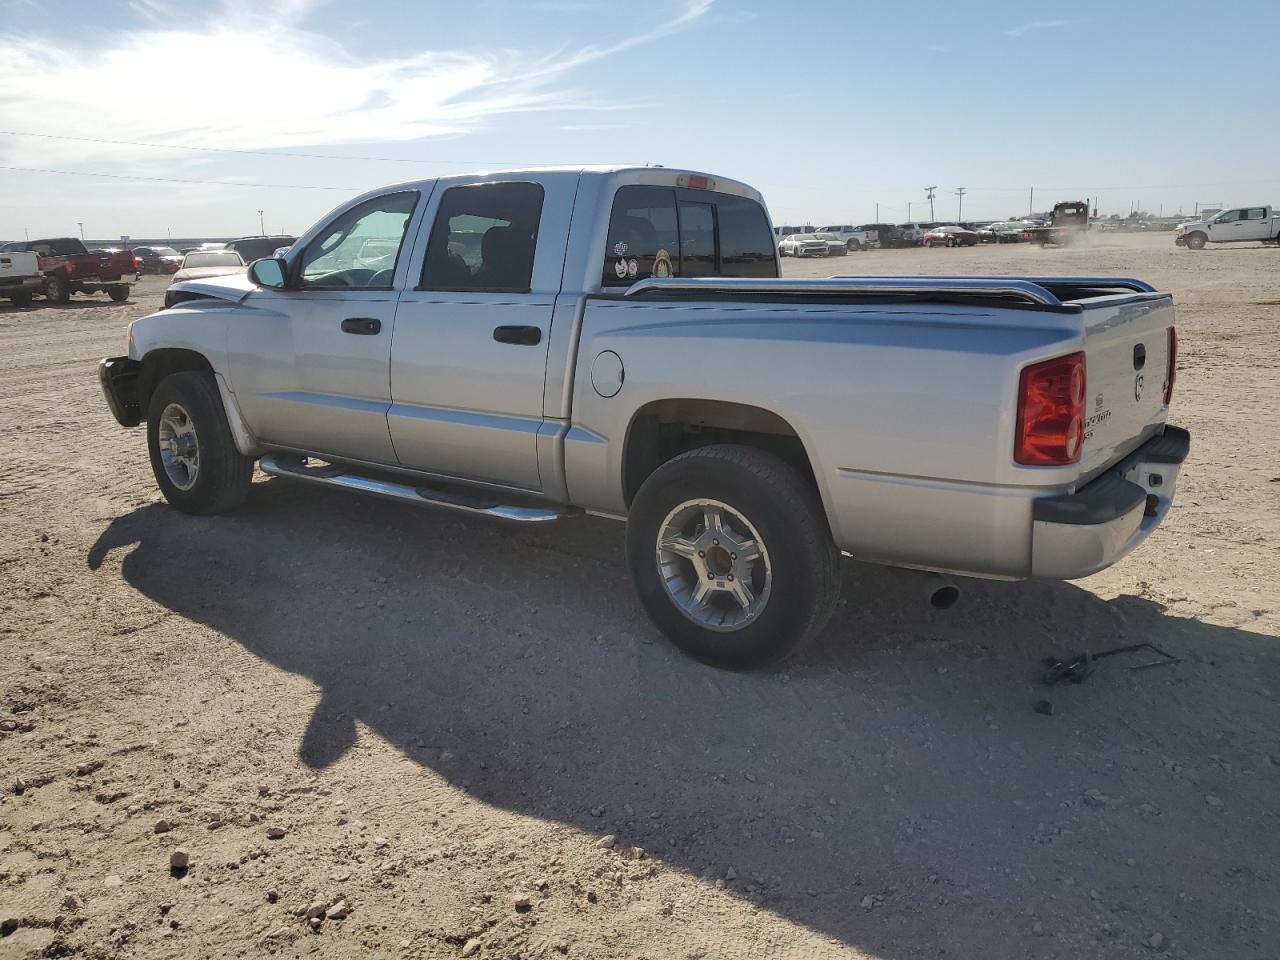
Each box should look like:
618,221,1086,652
1031,426,1190,579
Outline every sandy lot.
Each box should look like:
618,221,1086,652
1,233,1277,960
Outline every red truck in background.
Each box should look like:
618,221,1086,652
0,238,138,303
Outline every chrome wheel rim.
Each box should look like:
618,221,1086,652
655,498,772,631
157,402,199,491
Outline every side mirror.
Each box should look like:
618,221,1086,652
248,257,288,289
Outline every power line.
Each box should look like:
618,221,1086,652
0,164,356,190
0,129,538,166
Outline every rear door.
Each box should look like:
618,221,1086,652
1239,207,1272,241
388,177,569,491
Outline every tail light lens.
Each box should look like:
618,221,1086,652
1164,326,1178,405
132,253,140,271
1015,351,1086,465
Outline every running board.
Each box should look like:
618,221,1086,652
258,454,577,524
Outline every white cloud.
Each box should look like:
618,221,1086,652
1004,18,1076,37
0,0,712,168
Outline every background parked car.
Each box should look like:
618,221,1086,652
132,246,183,274
816,224,872,251
923,225,980,247
170,250,246,284
862,223,910,248
979,221,1034,243
222,235,297,264
813,232,849,256
777,233,831,257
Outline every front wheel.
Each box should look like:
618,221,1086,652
1185,232,1207,250
626,444,840,670
147,371,253,514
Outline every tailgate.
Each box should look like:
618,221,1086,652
1076,294,1174,482
0,253,38,277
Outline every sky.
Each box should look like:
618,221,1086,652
1,0,1278,240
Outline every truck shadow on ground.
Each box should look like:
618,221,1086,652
88,479,1280,958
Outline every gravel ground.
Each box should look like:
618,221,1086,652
1,233,1277,959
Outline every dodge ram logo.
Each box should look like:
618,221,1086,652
1134,374,1145,402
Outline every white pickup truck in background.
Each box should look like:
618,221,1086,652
0,250,43,307
99,165,1189,669
1176,205,1280,249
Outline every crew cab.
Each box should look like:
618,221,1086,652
0,250,43,306
0,238,137,303
816,225,874,251
1175,206,1280,250
98,166,1189,670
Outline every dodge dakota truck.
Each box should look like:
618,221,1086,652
1175,205,1280,250
0,250,43,306
98,166,1189,669
0,238,137,303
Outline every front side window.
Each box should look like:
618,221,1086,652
602,186,778,286
299,191,418,290
420,181,544,293
1215,209,1242,223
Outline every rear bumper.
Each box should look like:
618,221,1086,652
0,277,43,296
1030,425,1190,579
99,356,143,427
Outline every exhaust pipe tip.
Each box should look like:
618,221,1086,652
929,583,961,610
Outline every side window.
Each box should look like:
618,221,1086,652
1246,207,1266,220
420,181,544,293
1219,209,1242,222
717,195,780,278
299,191,418,290
603,186,779,285
603,186,678,286
678,200,717,277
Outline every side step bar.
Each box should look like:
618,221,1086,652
258,454,577,524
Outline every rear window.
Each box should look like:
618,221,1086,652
602,185,777,287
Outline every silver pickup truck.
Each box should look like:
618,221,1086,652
99,166,1189,669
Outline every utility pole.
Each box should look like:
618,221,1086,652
1029,187,1034,216
954,187,967,222
875,202,879,223
908,201,912,222
925,186,936,221
258,209,265,235
77,221,84,240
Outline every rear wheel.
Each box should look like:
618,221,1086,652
626,444,840,670
847,239,861,252
45,273,70,304
1185,232,1207,251
107,285,129,302
147,371,253,514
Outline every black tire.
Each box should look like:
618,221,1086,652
9,292,33,307
45,273,70,304
107,285,129,302
1185,232,1207,251
147,371,253,515
847,239,861,252
626,444,840,670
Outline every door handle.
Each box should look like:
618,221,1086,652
493,325,542,346
341,317,381,335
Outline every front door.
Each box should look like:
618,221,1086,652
226,189,426,464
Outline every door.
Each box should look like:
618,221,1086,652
389,178,566,490
226,189,425,464
1238,207,1272,241
1206,208,1243,241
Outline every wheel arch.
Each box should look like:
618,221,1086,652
621,398,823,511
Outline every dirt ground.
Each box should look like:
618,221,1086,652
1,233,1277,960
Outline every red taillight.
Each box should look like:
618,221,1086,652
1164,326,1177,406
1015,351,1086,465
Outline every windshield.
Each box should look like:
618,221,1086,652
182,251,243,268
151,247,180,256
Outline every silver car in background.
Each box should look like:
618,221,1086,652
777,233,831,257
